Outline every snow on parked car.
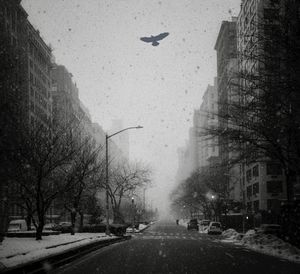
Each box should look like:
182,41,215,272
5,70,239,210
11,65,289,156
7,220,28,232
207,222,222,235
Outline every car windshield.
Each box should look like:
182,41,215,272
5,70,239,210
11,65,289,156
201,221,210,226
2,1,299,273
8,224,20,230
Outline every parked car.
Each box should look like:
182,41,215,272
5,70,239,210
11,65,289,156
82,223,106,233
255,224,281,236
7,219,28,232
198,220,211,231
52,222,72,233
43,223,57,231
187,219,199,231
199,219,211,227
207,222,222,235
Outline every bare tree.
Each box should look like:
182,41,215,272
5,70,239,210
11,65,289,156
106,162,151,224
170,164,231,221
62,137,105,234
8,120,83,240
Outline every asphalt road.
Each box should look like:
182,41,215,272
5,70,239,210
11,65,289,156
53,220,300,274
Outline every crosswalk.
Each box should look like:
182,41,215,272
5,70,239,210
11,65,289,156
135,231,205,240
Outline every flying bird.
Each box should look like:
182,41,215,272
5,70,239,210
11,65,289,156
140,32,169,46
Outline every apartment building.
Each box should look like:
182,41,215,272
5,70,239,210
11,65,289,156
0,0,29,235
52,65,81,126
214,18,240,203
175,140,197,184
198,80,219,169
237,0,294,214
0,0,53,220
0,0,52,129
27,23,52,129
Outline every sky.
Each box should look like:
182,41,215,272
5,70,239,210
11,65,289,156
21,0,241,215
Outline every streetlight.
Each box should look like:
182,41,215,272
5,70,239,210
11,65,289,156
105,125,143,235
210,194,216,221
131,197,135,231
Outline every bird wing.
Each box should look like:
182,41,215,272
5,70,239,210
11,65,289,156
154,32,169,41
140,36,154,43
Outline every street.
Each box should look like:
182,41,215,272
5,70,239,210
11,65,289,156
53,220,300,274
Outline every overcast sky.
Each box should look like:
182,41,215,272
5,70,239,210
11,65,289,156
21,0,241,214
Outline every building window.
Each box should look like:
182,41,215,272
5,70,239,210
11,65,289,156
266,181,283,193
267,199,280,212
29,43,34,56
246,169,252,182
253,182,259,195
247,185,252,198
266,163,282,175
30,116,35,127
30,100,34,112
30,72,33,84
253,200,259,213
253,165,259,177
247,202,252,212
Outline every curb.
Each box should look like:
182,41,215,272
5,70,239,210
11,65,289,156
1,235,131,274
126,224,151,234
139,225,151,232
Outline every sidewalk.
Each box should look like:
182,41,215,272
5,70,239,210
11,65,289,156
221,229,300,263
178,219,300,263
0,233,131,273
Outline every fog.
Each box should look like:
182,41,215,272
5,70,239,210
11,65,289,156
22,0,241,217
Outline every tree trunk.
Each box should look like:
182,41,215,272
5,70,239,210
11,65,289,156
79,211,84,232
70,210,77,235
35,215,44,240
112,207,124,224
26,214,32,231
0,184,9,243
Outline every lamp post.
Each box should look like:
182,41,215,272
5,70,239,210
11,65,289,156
131,197,135,231
105,126,143,235
211,194,216,221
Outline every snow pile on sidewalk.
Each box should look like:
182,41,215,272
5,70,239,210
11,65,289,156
138,223,148,231
199,227,208,234
222,228,243,241
241,230,300,262
0,233,116,269
179,219,188,227
221,228,300,263
126,227,139,233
